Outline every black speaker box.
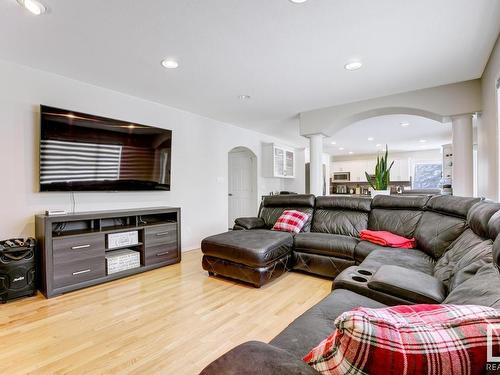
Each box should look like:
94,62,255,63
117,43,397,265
0,238,37,303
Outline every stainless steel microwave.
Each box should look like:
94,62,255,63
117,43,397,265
333,172,350,182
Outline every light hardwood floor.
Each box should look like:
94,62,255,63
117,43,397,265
0,250,332,375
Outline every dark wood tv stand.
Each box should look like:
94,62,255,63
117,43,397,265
35,207,181,298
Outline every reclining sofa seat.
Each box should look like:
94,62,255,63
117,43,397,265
200,221,500,375
293,196,371,278
356,195,481,273
335,197,497,306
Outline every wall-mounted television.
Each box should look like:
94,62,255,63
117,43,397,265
39,106,172,192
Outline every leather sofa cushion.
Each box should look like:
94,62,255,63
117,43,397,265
312,209,368,237
488,211,500,240
201,230,293,267
443,264,500,309
294,233,358,259
449,258,492,291
270,289,386,358
368,209,423,238
413,211,467,259
467,201,500,238
358,247,436,275
315,196,371,212
433,228,493,287
200,341,320,375
368,265,446,304
495,236,500,270
371,195,430,210
260,207,314,232
261,194,315,208
234,217,266,230
367,194,429,238
425,195,481,218
259,194,315,231
294,252,355,278
353,240,387,263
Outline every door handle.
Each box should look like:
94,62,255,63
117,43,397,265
228,193,233,196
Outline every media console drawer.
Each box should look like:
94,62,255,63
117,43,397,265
145,224,177,246
53,256,106,288
53,234,105,259
144,243,179,266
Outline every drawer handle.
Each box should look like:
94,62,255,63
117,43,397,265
155,232,170,237
72,269,91,276
71,244,91,250
156,251,170,256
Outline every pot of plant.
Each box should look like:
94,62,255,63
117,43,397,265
365,145,394,198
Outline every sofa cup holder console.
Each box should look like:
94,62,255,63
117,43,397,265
351,275,368,283
350,269,373,283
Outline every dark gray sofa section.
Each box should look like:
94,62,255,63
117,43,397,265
294,196,370,277
200,195,500,375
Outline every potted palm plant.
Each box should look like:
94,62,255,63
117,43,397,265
365,145,394,197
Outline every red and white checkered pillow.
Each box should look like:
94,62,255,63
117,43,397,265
304,304,500,375
272,210,309,234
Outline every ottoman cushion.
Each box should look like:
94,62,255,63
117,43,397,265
201,229,293,268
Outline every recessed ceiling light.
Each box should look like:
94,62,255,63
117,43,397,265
17,0,46,15
344,61,363,71
376,144,382,147
400,122,410,127
339,147,345,151
161,59,179,69
238,95,251,100
331,141,336,145
348,151,354,155
289,0,308,3
367,137,374,141
419,139,427,143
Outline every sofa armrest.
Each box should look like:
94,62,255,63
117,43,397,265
233,217,266,230
200,341,320,375
368,265,446,304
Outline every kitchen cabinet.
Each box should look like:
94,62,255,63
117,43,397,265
390,159,410,181
263,143,295,178
332,158,410,183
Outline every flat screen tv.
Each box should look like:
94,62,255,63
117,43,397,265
39,106,172,191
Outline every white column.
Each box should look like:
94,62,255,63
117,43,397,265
308,134,324,196
452,114,473,197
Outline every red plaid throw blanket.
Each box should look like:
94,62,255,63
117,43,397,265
360,229,416,248
304,304,500,375
272,210,309,234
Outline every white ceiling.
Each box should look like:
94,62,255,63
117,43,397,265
324,114,451,156
0,0,498,146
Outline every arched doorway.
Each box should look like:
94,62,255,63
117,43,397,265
228,147,258,229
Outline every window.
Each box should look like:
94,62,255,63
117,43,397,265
413,163,442,189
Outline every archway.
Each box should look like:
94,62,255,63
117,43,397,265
228,147,258,229
326,113,452,195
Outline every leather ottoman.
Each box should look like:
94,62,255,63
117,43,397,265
201,229,294,287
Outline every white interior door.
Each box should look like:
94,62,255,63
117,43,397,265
228,150,256,228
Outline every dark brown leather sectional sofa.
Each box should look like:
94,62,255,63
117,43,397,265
200,194,500,374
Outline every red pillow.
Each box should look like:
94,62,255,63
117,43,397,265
272,210,309,234
304,304,500,375
360,229,416,249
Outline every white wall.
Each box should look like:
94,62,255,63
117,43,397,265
478,36,500,200
300,80,482,136
0,60,305,250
